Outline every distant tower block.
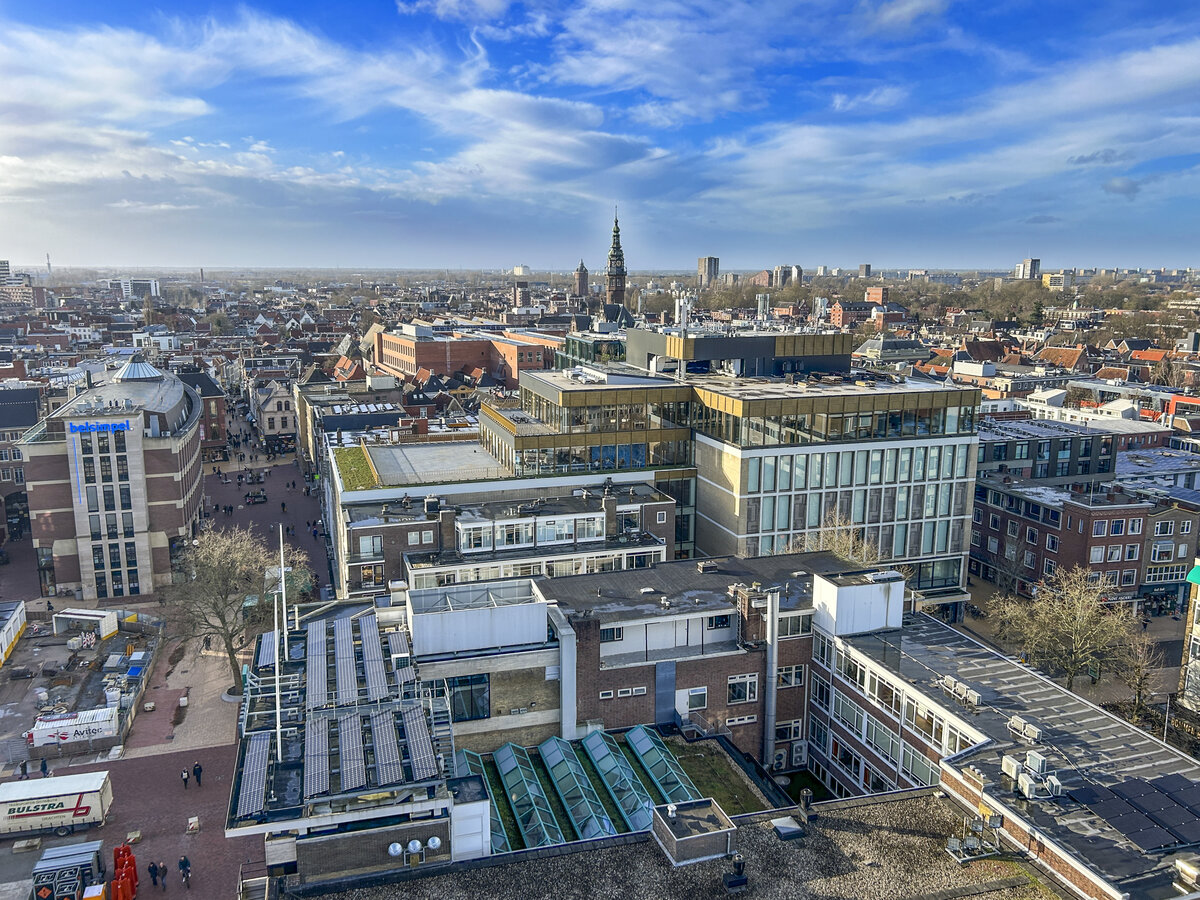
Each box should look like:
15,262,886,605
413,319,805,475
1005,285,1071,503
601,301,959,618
698,256,719,289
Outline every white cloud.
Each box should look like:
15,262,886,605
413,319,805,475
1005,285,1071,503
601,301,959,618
868,0,951,30
830,85,908,111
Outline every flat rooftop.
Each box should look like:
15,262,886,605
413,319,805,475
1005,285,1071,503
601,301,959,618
1117,448,1200,477
365,442,508,487
688,372,968,401
845,613,1200,897
319,793,1053,900
979,474,1150,510
535,552,857,623
978,418,1112,441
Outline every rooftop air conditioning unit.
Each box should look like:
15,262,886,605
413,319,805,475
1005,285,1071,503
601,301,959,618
1018,772,1039,800
1001,755,1022,781
1045,775,1063,797
1025,750,1049,776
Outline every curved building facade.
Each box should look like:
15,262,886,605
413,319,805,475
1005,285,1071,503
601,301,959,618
21,356,204,600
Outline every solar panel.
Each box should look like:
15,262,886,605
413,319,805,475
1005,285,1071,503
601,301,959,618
236,732,272,818
1151,773,1194,794
1089,798,1134,819
256,630,277,669
1168,820,1200,844
386,630,410,659
1108,812,1154,836
359,615,390,701
339,714,366,791
1111,779,1155,799
1170,786,1200,809
1149,804,1191,829
371,710,405,786
1128,827,1175,851
303,721,330,799
333,618,358,706
305,622,328,710
1129,792,1173,814
401,705,439,781
1069,785,1113,805
395,665,416,686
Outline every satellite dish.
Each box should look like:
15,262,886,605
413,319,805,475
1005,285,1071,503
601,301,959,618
387,843,402,858
407,839,423,855
427,836,442,852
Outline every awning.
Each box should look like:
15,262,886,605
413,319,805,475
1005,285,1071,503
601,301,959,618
1187,565,1200,587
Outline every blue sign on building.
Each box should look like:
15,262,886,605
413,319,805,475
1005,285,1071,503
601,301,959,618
69,420,132,434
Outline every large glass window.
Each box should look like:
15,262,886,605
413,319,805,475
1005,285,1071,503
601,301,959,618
446,674,490,721
727,673,759,705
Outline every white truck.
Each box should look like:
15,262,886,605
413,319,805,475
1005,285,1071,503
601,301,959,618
0,771,113,836
25,707,119,749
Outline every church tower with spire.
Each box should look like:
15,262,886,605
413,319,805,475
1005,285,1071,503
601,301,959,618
605,214,627,308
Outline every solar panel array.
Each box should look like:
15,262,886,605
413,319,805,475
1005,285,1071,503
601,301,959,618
581,730,654,832
338,714,366,791
395,665,417,686
371,710,405,786
539,737,617,840
333,618,358,705
359,615,390,701
494,743,565,848
236,732,272,818
305,622,328,710
303,721,330,799
454,749,512,853
626,724,700,803
1071,774,1200,850
401,705,440,782
256,630,277,669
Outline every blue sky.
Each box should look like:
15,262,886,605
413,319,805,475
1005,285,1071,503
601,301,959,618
0,0,1198,270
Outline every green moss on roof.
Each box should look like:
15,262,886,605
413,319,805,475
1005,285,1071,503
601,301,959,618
333,446,378,491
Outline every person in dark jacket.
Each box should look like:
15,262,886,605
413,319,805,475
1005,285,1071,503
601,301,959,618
192,762,203,787
148,861,160,887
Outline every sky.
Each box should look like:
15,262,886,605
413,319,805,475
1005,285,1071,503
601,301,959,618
0,0,1198,271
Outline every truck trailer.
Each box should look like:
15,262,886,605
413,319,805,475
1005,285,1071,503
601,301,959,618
0,771,113,836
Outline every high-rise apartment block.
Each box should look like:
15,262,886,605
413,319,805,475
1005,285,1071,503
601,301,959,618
1014,258,1041,280
697,256,720,289
858,264,872,278
773,265,801,288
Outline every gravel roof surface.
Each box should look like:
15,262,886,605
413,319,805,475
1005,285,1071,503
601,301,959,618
325,795,1057,900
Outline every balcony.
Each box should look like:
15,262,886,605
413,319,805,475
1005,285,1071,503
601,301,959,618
345,550,385,566
676,709,731,739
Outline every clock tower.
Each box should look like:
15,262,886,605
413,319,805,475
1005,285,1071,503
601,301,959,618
605,214,626,308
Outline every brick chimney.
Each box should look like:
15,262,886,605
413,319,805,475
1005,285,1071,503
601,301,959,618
438,508,456,549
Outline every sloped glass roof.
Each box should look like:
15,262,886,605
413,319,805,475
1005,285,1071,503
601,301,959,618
538,737,617,840
625,724,700,804
454,749,512,854
494,743,564,848
581,730,654,832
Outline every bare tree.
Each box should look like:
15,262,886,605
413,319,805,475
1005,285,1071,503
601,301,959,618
1113,626,1164,721
805,510,882,565
1149,356,1191,389
992,567,1134,691
162,526,312,694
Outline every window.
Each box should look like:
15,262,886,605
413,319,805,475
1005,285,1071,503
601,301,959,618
599,627,623,643
1023,550,1036,569
119,486,131,510
1156,520,1175,536
834,692,865,733
901,745,939,787
358,535,383,556
599,690,614,700
779,614,812,637
267,417,275,430
728,674,758,705
1046,534,1058,552
1152,541,1175,563
687,687,707,710
1007,521,1019,538
727,715,758,727
446,673,490,721
903,699,944,746
1044,559,1057,576
989,514,1000,531
707,615,731,630
1026,527,1037,544
1130,518,1143,535
656,510,667,524
617,688,633,698
1110,519,1125,536
1089,546,1105,564
1184,520,1194,535
987,537,999,553
776,719,804,741
813,633,832,668
1121,569,1137,586
116,455,128,481
973,508,982,524
122,512,134,538
865,716,899,764
632,685,647,696
777,665,804,688
811,674,831,710
1125,543,1140,560
1107,545,1121,562
1093,520,1108,537
408,531,421,546
971,530,981,547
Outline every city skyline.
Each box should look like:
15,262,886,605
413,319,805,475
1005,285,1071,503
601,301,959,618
1,1,1199,269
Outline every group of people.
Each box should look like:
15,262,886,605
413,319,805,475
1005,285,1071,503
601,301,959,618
146,857,191,890
180,761,203,789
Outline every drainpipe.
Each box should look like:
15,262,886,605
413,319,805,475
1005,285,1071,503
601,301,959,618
761,588,780,767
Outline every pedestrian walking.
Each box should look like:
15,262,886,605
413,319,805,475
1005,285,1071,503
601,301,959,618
181,768,189,789
39,758,48,778
193,761,203,787
159,861,168,891
312,527,318,540
281,502,287,514
18,759,28,779
178,856,191,889
148,861,160,887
